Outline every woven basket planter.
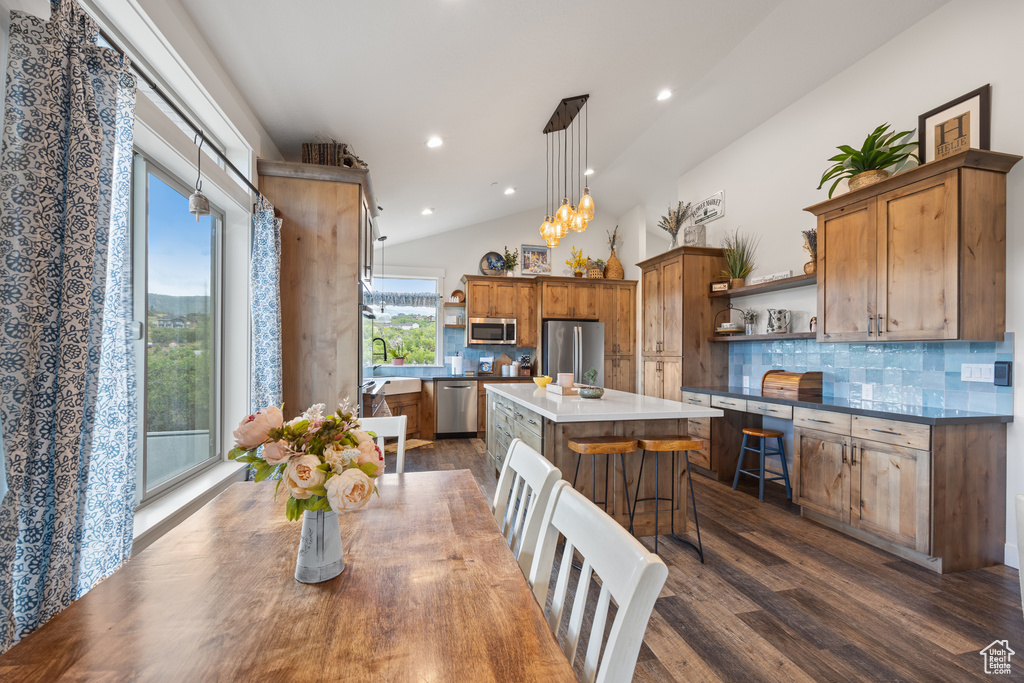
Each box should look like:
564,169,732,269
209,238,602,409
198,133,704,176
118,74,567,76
604,251,624,279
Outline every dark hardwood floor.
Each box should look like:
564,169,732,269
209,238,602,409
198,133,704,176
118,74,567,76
404,438,1024,682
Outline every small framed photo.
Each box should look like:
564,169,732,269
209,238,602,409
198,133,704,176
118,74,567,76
710,280,730,293
521,244,551,275
918,84,991,163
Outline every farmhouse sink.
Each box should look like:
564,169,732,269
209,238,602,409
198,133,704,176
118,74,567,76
375,377,421,395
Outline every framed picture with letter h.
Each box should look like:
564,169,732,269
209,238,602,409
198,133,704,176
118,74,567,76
918,84,991,163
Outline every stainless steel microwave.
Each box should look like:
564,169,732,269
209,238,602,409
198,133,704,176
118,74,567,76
468,317,517,345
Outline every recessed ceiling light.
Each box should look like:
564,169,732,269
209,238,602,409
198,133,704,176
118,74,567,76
421,208,434,215
657,89,672,101
584,168,595,176
426,136,443,148
504,187,515,195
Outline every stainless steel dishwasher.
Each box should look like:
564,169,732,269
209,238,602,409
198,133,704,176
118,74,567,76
435,379,478,437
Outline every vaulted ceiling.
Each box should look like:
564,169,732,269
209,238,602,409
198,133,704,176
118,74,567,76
177,0,948,244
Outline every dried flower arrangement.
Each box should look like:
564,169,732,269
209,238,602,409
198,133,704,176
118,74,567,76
658,201,692,248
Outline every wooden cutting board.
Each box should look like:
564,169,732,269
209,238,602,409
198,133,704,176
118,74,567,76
494,353,512,378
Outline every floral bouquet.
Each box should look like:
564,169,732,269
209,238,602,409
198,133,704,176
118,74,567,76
229,401,384,521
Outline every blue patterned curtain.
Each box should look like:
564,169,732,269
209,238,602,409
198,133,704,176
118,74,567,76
0,0,137,651
250,196,283,412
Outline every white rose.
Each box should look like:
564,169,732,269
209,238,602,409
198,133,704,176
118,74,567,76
324,444,359,473
283,454,326,500
262,440,293,465
233,406,283,449
325,469,374,511
351,430,373,445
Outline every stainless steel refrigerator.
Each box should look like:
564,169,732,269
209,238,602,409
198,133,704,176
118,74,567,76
542,321,604,386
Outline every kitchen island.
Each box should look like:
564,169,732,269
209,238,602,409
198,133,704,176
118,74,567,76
485,383,721,537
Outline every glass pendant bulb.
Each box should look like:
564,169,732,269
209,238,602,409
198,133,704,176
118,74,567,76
570,209,587,233
541,215,559,247
556,198,573,225
578,186,595,221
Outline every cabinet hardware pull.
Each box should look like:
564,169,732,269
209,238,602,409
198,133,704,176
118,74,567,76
842,439,847,464
527,419,538,425
877,314,884,334
869,428,900,436
868,315,874,335
807,418,831,423
851,443,857,465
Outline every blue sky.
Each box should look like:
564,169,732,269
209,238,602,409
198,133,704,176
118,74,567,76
148,173,213,297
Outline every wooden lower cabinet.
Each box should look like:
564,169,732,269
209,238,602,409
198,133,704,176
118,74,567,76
383,392,420,438
681,391,753,483
485,390,541,474
642,357,681,401
794,417,1004,572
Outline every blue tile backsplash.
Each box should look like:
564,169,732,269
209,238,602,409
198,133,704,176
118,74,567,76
728,334,1014,414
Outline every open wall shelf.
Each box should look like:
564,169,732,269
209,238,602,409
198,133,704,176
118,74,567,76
707,332,816,342
709,273,816,298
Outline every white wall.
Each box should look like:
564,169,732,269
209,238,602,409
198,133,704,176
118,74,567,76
673,0,1024,565
383,207,643,298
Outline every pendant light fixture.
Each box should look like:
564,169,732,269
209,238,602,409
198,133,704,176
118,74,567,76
188,132,211,222
540,95,592,243
577,103,595,221
540,132,558,247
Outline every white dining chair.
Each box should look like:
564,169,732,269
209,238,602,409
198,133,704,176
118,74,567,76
528,481,668,683
1016,494,1024,619
492,438,562,575
360,415,407,474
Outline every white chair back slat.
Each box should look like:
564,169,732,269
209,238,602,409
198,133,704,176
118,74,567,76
491,439,562,575
565,559,594,664
359,415,407,474
529,481,669,683
584,584,612,681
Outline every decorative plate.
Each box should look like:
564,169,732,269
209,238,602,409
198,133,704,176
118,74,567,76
480,251,505,276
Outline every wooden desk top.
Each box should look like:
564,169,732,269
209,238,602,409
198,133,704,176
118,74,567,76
0,471,575,682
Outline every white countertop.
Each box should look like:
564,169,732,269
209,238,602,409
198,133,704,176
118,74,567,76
486,383,722,423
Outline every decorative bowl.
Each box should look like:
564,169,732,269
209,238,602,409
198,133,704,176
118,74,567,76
533,375,552,388
578,386,604,399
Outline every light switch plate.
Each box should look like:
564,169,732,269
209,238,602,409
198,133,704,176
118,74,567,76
961,363,994,383
742,376,750,388
862,384,873,400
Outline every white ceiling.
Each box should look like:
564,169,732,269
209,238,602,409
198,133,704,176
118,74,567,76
177,0,947,244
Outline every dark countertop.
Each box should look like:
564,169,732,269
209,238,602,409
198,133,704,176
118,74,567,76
372,375,536,382
681,385,1013,425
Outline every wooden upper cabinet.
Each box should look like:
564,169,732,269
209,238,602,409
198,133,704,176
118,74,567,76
515,281,538,347
876,173,958,340
807,150,1020,342
492,281,516,318
600,283,635,356
817,200,877,342
660,257,683,356
466,281,493,318
540,282,571,318
571,283,599,320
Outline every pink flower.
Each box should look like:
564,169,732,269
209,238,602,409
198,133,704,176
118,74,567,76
262,440,293,465
356,440,385,477
325,469,373,511
233,406,283,449
351,430,373,445
284,454,326,500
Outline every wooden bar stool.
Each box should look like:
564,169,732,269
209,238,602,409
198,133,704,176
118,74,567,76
632,435,705,563
732,427,791,501
567,437,638,528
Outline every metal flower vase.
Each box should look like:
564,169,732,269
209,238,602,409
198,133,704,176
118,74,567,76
295,509,345,583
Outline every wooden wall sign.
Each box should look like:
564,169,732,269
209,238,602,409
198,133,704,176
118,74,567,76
918,85,991,163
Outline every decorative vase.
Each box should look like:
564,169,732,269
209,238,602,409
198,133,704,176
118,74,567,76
669,234,679,249
605,250,624,279
731,278,745,289
684,224,706,247
745,322,756,336
506,270,515,277
848,169,889,192
295,509,345,583
573,272,583,278
803,260,817,274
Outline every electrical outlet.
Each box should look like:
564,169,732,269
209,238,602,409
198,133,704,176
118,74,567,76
961,363,994,383
862,384,873,400
742,376,750,388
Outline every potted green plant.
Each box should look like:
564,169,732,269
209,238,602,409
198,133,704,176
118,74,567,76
391,340,407,366
721,229,759,288
818,123,919,198
579,367,604,399
502,245,518,276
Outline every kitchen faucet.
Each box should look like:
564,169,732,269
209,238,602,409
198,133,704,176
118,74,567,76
371,337,388,368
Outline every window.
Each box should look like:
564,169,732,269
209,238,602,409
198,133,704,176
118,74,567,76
365,277,441,367
132,154,221,502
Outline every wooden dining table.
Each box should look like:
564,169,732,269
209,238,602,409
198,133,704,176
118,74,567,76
0,470,576,681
